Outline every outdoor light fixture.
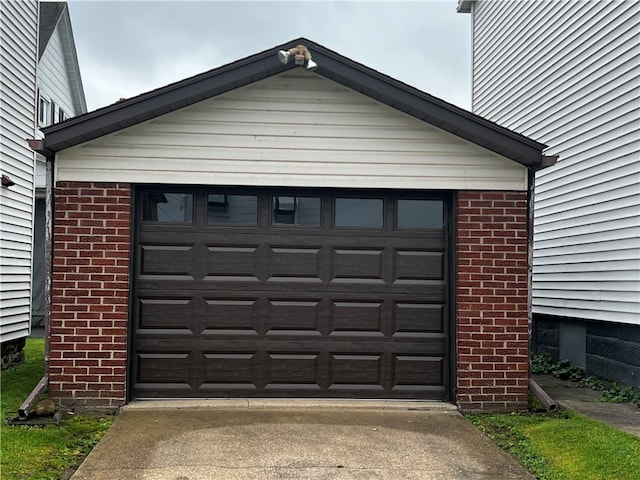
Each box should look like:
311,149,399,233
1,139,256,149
1,174,16,187
277,44,318,71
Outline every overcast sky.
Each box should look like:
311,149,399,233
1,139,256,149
67,1,472,113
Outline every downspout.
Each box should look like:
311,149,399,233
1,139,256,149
527,167,535,378
20,142,54,419
44,152,54,386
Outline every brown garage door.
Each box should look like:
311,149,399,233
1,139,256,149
132,187,451,400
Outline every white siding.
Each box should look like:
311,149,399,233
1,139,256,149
0,0,38,342
55,71,527,191
38,21,76,121
471,0,640,325
36,16,80,190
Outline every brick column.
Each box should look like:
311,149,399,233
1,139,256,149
49,182,131,410
456,191,529,412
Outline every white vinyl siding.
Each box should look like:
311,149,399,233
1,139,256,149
37,22,76,125
0,0,38,343
55,71,527,191
471,0,640,325
36,14,81,190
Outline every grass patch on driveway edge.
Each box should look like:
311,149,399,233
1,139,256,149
467,410,640,480
1,338,114,480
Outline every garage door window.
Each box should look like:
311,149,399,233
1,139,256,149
396,199,443,229
142,192,193,223
272,196,321,226
207,194,258,224
334,198,383,227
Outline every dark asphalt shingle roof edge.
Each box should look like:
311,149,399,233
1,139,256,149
38,2,67,60
42,37,547,167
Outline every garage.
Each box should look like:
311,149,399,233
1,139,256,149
133,187,450,399
41,38,548,411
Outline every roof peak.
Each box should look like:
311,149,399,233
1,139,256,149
42,37,546,167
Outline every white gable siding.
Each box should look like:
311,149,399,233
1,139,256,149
471,0,640,325
38,22,76,122
36,18,80,191
0,0,38,343
55,71,527,191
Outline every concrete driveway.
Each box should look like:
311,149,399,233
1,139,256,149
71,400,534,480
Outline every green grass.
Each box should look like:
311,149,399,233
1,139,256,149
468,410,640,480
1,338,114,480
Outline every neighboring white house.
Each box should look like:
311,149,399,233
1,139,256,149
458,0,640,386
1,0,38,366
0,1,85,367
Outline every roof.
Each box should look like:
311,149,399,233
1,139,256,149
38,2,87,114
41,37,547,168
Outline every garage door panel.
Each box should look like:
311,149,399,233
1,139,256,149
206,245,260,279
265,299,322,334
202,353,258,387
394,303,445,335
135,283,447,300
135,350,447,397
331,248,385,282
329,354,384,388
267,246,323,281
136,352,191,385
204,298,260,333
329,301,384,336
140,245,194,277
265,353,321,388
394,250,444,281
134,188,450,400
394,355,445,386
138,298,193,330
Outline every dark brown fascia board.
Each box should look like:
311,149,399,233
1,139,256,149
42,37,546,168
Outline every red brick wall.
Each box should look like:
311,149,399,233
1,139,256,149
49,182,131,409
456,191,530,412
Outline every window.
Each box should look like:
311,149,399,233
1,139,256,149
396,199,444,229
272,196,321,226
207,194,258,224
142,192,193,222
58,108,66,123
38,95,51,127
334,198,383,228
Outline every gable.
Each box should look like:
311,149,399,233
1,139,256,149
37,2,86,116
55,71,527,190
42,38,546,171
38,26,75,116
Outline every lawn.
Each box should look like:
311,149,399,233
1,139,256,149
0,338,114,480
468,409,640,480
